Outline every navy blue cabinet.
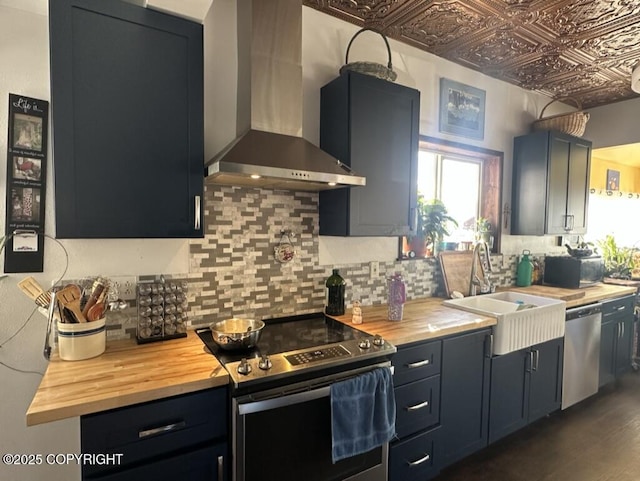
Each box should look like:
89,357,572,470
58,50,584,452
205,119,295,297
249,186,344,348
81,387,228,480
512,130,591,235
390,340,442,481
439,328,492,468
489,338,563,444
319,71,420,236
49,0,203,238
600,295,635,387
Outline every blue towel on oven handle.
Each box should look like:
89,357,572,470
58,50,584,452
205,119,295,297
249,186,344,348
330,366,396,463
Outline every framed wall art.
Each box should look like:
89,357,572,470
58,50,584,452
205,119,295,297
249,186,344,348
606,169,620,191
439,78,486,140
4,94,49,273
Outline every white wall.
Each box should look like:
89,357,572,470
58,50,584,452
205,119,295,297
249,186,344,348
0,4,190,480
583,97,640,149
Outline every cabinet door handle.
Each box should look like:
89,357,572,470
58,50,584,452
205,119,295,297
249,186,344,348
194,195,201,230
217,455,224,480
563,214,575,232
485,334,494,358
407,453,431,466
409,207,417,232
138,420,186,439
406,359,430,368
621,321,625,338
615,305,626,311
617,322,621,338
533,349,539,371
405,400,430,411
527,350,534,372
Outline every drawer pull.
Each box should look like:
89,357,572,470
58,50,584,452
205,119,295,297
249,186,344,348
406,359,430,368
138,420,186,439
217,455,224,480
407,453,431,466
194,196,201,230
406,400,430,411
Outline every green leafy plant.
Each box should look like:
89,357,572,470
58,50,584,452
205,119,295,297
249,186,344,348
417,197,458,249
476,217,491,233
597,234,636,278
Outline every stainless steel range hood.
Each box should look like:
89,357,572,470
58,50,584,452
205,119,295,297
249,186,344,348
205,0,365,191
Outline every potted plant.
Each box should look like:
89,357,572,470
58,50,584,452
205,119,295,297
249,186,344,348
475,217,492,244
418,197,458,256
597,234,636,279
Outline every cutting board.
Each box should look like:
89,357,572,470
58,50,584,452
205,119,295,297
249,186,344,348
439,251,484,297
507,285,585,301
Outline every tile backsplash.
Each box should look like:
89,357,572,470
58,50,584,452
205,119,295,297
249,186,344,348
102,186,525,340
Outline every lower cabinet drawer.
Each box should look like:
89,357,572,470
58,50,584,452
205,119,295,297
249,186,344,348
82,387,227,477
395,376,440,439
85,442,227,481
393,341,441,386
389,427,440,481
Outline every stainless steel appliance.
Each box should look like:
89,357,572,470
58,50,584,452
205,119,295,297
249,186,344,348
543,255,604,289
196,313,396,481
205,1,366,191
562,303,602,409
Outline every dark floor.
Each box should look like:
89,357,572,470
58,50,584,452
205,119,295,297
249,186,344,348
434,371,640,481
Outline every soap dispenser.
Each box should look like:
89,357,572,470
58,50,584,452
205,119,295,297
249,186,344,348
516,250,533,287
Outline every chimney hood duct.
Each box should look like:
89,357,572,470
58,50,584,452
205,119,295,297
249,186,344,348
205,0,365,191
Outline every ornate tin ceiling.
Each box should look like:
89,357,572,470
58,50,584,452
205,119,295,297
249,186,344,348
304,0,640,109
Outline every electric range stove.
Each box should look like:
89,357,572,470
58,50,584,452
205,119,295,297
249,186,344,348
195,312,396,390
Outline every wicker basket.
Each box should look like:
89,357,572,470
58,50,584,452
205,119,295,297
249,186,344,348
532,97,590,137
339,28,397,82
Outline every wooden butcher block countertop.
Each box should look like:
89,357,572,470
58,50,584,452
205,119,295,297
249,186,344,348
27,283,634,427
330,297,497,346
26,331,228,426
505,282,636,308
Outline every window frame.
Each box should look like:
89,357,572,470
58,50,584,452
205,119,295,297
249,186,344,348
399,135,503,258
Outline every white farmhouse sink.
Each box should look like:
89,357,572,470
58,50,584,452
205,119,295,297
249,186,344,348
443,292,566,355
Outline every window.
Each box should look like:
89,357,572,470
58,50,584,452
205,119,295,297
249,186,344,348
418,150,482,239
400,136,503,259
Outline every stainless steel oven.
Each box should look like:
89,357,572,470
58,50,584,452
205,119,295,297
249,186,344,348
195,313,396,481
233,362,391,481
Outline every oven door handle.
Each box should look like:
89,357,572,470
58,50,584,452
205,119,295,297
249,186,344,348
239,386,330,416
237,363,393,416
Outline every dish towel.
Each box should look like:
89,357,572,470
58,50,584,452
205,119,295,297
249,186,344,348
330,367,396,463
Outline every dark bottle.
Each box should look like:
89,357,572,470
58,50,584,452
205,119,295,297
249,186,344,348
325,269,346,316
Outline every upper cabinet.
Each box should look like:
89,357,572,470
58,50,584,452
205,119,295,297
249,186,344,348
511,130,591,236
49,0,204,238
319,72,420,236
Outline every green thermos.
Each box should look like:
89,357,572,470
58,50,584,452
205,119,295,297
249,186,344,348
516,250,533,287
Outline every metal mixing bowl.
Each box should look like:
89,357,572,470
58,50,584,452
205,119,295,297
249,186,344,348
209,318,265,351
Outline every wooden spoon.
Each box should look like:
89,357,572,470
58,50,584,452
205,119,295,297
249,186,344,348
18,277,51,308
56,284,86,323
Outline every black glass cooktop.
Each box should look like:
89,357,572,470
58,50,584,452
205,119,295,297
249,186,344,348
195,313,363,366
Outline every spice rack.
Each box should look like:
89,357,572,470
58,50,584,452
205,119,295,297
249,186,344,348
136,278,188,343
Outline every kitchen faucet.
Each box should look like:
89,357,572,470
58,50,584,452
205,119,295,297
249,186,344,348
469,241,495,296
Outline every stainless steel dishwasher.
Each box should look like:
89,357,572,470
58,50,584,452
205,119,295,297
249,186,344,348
562,303,602,409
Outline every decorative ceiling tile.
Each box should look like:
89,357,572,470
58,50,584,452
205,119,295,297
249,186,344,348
304,0,640,108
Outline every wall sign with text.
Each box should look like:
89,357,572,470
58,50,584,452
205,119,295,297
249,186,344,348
4,94,49,273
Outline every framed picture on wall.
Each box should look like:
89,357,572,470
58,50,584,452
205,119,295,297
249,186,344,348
606,169,620,191
12,112,44,152
439,78,486,140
